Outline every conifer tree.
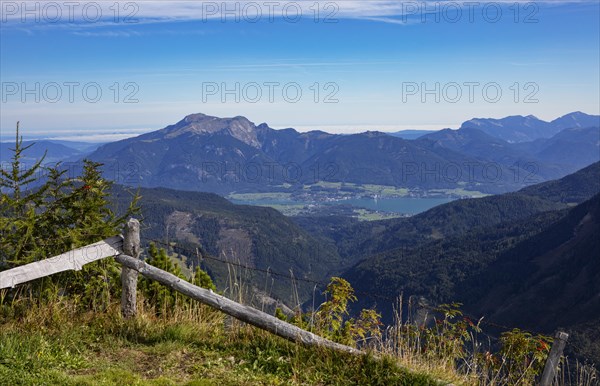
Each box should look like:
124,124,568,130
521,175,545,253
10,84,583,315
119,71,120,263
0,122,139,307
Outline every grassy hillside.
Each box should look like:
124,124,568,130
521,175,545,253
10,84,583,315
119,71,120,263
0,300,443,385
3,275,596,385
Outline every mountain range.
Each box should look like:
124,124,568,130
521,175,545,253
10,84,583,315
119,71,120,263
0,139,101,165
418,125,600,180
83,111,599,195
0,140,101,164
460,111,599,142
387,130,437,140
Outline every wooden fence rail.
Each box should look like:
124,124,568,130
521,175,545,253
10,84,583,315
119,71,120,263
0,236,123,290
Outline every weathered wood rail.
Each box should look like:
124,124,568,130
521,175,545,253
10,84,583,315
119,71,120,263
0,236,122,290
0,218,568,384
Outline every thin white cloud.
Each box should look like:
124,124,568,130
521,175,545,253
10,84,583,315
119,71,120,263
220,60,408,68
357,16,414,25
73,30,142,37
1,0,596,29
508,61,557,67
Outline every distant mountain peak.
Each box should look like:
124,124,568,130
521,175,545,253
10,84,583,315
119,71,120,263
362,130,387,137
183,112,209,120
551,111,600,130
162,113,260,148
560,111,585,117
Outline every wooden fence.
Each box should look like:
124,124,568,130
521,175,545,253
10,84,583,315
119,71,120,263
0,218,567,385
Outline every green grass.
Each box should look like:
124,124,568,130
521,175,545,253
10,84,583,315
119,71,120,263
304,181,344,190
4,284,593,385
0,300,445,385
426,188,488,198
303,182,410,197
227,193,293,201
353,209,405,221
359,185,410,196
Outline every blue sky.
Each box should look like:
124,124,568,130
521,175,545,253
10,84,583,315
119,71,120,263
1,1,599,140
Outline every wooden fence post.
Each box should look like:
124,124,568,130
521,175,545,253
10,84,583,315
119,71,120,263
540,331,569,386
121,218,140,318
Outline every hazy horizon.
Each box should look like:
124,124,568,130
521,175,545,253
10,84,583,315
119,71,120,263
2,109,598,143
